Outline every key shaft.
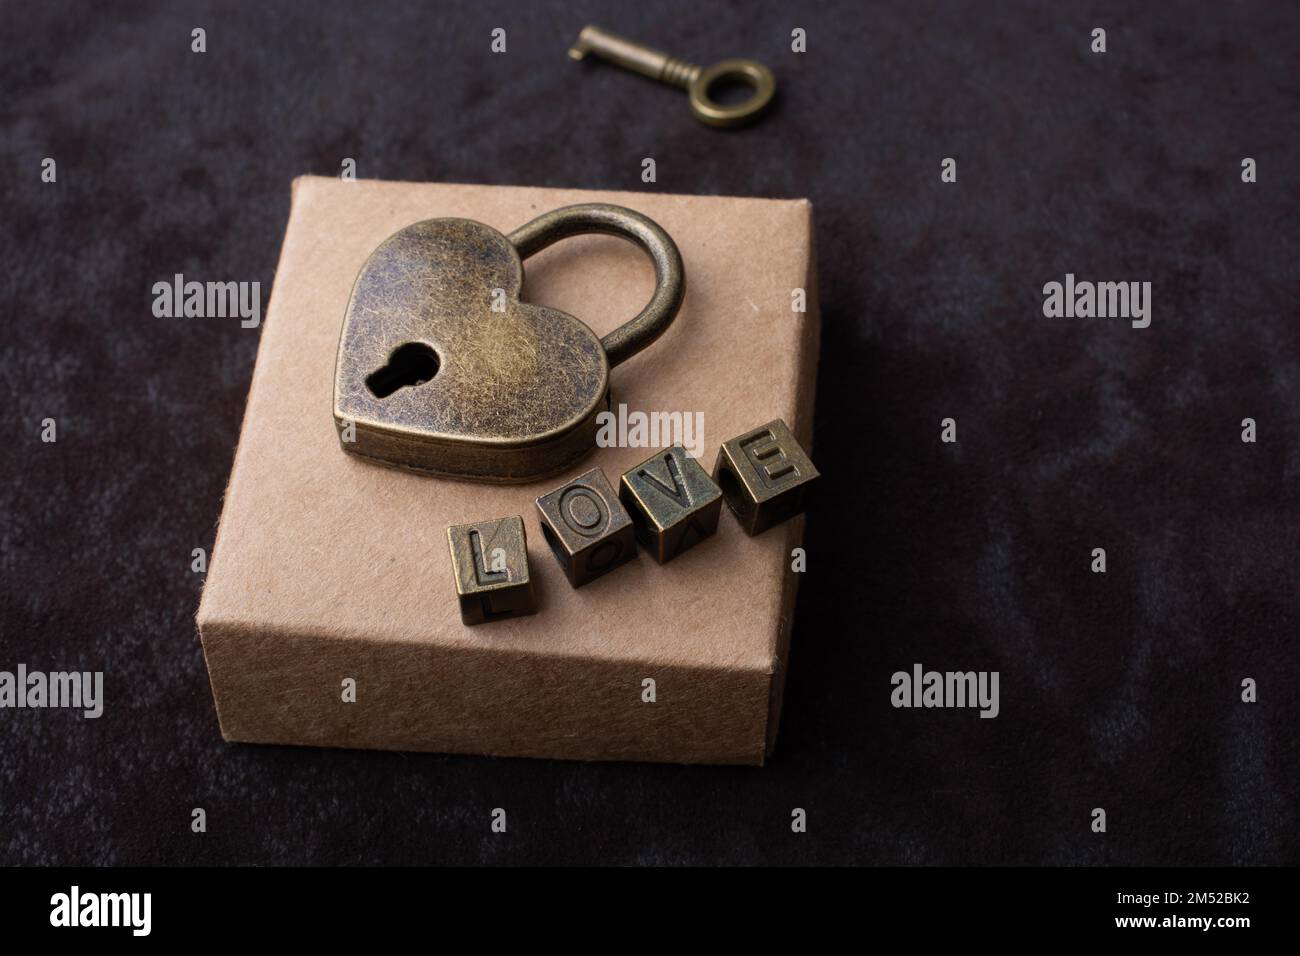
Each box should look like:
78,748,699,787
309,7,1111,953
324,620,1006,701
568,25,701,89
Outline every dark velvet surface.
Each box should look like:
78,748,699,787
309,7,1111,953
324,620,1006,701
2,0,1297,865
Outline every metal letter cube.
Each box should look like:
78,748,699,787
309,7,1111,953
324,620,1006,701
535,467,637,587
713,418,818,535
446,515,538,625
619,445,722,563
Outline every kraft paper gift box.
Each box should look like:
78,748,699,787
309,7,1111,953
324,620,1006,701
197,176,820,765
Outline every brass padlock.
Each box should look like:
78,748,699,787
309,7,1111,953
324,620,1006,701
333,203,685,482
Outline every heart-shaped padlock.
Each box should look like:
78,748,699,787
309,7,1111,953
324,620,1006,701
332,203,685,482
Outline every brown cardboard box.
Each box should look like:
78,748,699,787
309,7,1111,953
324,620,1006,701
197,177,819,765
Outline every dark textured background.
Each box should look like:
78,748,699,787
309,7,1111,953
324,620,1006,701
2,0,1297,866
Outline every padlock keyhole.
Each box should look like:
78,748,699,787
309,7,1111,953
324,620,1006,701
366,343,440,398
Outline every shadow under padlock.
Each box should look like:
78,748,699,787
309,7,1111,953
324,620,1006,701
333,202,685,483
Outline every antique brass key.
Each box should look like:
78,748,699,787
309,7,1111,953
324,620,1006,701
333,203,685,483
568,25,776,128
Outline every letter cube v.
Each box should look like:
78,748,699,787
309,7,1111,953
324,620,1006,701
619,446,722,563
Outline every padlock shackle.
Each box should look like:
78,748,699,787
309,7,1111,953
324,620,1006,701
508,203,685,368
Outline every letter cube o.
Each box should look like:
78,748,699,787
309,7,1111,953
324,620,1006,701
535,468,636,587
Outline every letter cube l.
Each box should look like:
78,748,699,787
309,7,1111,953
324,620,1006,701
446,515,537,625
